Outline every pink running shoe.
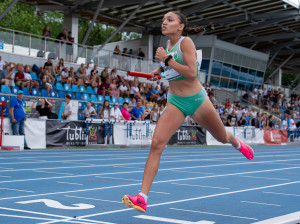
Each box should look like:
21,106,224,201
236,137,254,160
122,194,147,213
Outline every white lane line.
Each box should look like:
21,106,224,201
240,201,281,207
171,170,215,175
64,195,122,204
170,208,258,220
0,187,34,193
33,170,75,175
95,177,141,182
150,191,170,195
239,175,290,181
56,181,83,186
263,191,300,197
111,165,144,169
172,183,230,190
0,175,11,178
0,167,13,169
61,161,98,166
134,214,215,224
0,214,57,221
1,165,300,201
251,211,300,224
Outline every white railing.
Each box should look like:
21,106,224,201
0,26,159,73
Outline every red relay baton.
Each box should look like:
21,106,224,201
127,71,161,80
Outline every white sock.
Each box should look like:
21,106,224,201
139,192,148,202
235,141,241,149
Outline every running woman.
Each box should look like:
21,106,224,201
122,11,254,213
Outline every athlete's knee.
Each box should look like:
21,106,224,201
151,138,166,154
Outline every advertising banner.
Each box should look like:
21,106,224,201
206,126,233,146
264,130,288,145
235,127,264,144
46,120,86,147
87,123,105,145
25,119,46,149
113,122,149,145
168,125,206,146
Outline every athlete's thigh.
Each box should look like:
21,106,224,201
192,98,227,140
152,102,185,146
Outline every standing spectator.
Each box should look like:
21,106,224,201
0,65,15,86
42,25,51,51
289,115,297,130
97,77,110,96
61,95,72,120
42,70,55,95
142,102,151,121
137,48,145,59
110,103,124,122
99,100,110,120
112,45,122,68
226,110,238,127
267,115,274,129
150,104,159,124
66,31,74,62
282,116,288,130
31,98,53,119
56,29,67,58
259,113,267,129
118,81,130,98
0,56,6,71
10,90,30,149
131,99,143,121
83,102,97,119
121,102,131,121
15,66,29,89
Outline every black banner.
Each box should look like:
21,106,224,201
168,125,206,146
46,120,86,147
88,123,105,144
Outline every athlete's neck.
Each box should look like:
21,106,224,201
168,34,182,46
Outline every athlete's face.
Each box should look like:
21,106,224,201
161,12,184,35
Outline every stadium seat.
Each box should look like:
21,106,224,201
78,112,85,120
1,85,11,94
83,93,90,101
118,97,124,105
11,86,19,95
105,96,111,103
22,87,30,96
87,86,94,94
79,86,86,93
94,87,98,94
75,92,82,100
31,88,40,96
125,98,130,103
64,84,71,92
41,89,49,97
90,94,98,102
111,97,118,104
30,72,38,80
94,103,100,111
58,91,65,99
98,95,104,104
55,82,63,91
50,91,57,98
71,85,79,92
0,95,10,116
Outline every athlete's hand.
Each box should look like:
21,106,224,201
155,47,168,62
148,70,160,81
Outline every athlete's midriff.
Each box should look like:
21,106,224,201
168,78,203,97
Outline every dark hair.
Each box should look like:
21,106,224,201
171,11,205,35
100,100,109,115
123,102,128,106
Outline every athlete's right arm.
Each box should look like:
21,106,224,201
149,67,162,80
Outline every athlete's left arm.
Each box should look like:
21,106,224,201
168,37,197,80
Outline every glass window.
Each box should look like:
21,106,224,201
220,77,229,88
237,80,246,90
239,67,248,81
210,75,220,87
247,69,256,82
228,79,238,89
247,82,255,91
250,58,257,70
241,55,250,67
255,71,264,84
224,51,234,64
211,60,222,76
221,63,232,77
230,65,240,80
214,48,224,61
232,53,242,65
200,59,210,74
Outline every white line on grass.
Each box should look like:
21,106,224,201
171,183,230,190
56,181,83,186
263,191,300,197
64,195,122,204
170,208,258,220
240,201,281,207
239,175,290,181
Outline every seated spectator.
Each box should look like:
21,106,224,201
60,67,69,84
188,116,197,126
68,67,77,85
99,100,110,120
238,112,248,126
209,92,217,105
91,65,99,80
83,102,97,119
100,67,109,82
15,66,29,89
76,63,89,87
225,98,232,108
43,58,55,76
85,64,91,76
42,70,55,95
226,110,238,127
97,77,110,96
110,103,124,122
55,58,64,75
130,81,142,99
0,65,15,86
250,108,256,118
157,88,167,106
121,102,131,121
154,80,161,91
131,99,143,121
142,102,151,121
110,68,122,83
24,65,39,93
118,81,130,98
128,98,136,110
31,98,53,119
0,56,6,71
91,75,101,88
220,111,227,126
150,104,159,124
109,79,119,99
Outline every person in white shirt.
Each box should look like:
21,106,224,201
250,108,257,118
0,56,5,71
85,64,91,76
83,101,97,119
153,80,161,91
118,81,130,98
62,95,72,120
130,81,141,99
60,67,69,84
289,116,296,130
24,66,39,93
110,103,124,122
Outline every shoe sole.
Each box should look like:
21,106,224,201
236,138,254,160
122,195,146,213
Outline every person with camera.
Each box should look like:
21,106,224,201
31,98,53,119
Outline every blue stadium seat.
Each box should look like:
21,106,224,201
87,86,94,94
22,87,30,96
90,94,98,102
64,84,71,92
50,91,57,98
78,112,85,120
111,97,118,104
30,72,38,80
41,89,49,97
94,103,100,111
94,87,98,94
71,85,79,92
78,102,85,110
98,95,104,104
55,82,63,91
125,98,130,103
83,93,90,101
0,95,10,116
79,86,86,93
31,88,40,96
11,86,19,95
58,91,65,99
1,85,11,94
105,96,111,103
75,92,82,100
118,97,124,105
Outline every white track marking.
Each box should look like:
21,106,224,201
239,175,290,181
1,165,300,201
0,187,34,193
171,170,215,174
95,176,140,182
0,175,10,177
111,165,144,169
150,191,171,195
64,195,122,204
33,170,75,175
240,201,280,206
251,211,300,224
56,181,83,186
263,191,300,197
134,215,215,224
170,208,258,220
172,183,230,190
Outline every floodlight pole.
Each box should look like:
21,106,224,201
0,0,19,21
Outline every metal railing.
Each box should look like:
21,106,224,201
0,26,160,73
